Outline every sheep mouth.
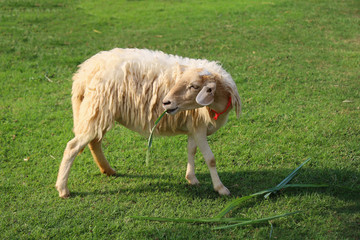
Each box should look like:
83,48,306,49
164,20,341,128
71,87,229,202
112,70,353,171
166,107,179,115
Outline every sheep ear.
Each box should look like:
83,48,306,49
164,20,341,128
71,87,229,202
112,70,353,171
196,82,216,106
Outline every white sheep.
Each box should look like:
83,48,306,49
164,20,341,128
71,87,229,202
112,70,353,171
55,48,241,198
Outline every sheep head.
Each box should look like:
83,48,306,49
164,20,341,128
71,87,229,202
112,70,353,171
163,68,217,115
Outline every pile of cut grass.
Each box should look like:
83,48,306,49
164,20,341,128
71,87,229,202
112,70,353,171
131,158,330,235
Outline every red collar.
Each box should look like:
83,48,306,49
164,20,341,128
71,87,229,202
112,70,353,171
210,96,232,120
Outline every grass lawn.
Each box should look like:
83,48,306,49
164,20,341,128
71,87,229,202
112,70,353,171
0,0,359,239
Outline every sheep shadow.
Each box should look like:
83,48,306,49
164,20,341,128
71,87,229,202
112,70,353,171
69,167,359,239
71,167,359,202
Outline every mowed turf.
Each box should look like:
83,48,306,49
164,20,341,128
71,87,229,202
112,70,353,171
0,0,359,239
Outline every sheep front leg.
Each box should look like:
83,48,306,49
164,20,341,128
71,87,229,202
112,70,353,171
185,136,200,185
193,131,230,196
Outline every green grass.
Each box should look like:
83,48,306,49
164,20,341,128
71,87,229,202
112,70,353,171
0,0,359,239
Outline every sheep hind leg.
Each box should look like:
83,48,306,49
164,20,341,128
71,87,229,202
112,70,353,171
88,139,116,176
55,134,93,198
185,135,200,185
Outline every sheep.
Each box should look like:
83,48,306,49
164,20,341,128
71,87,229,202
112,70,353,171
55,48,241,198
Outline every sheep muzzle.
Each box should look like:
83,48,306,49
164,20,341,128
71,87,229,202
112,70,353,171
162,98,180,115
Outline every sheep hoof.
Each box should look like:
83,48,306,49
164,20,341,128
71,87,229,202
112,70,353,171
188,178,200,185
56,186,70,198
102,168,116,176
186,175,200,185
217,186,231,196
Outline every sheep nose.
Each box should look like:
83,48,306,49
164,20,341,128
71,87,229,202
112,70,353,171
163,100,171,106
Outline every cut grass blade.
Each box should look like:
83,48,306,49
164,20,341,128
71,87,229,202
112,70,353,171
264,157,311,199
130,212,301,231
215,190,270,218
215,183,328,218
213,211,301,230
130,216,250,224
146,110,167,166
269,221,274,239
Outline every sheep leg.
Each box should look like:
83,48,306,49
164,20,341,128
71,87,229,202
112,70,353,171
88,139,116,176
193,131,230,195
185,135,200,185
55,135,92,198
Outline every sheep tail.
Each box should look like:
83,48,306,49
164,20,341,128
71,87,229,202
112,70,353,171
71,78,85,133
71,76,86,155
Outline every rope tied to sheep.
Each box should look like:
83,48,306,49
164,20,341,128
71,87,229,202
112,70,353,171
210,96,232,120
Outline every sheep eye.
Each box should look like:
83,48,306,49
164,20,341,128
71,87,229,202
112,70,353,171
189,85,200,90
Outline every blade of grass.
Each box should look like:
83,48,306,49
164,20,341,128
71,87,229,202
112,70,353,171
264,157,311,199
215,183,328,218
146,110,167,166
129,216,250,223
215,189,272,218
213,211,301,230
269,221,274,239
282,184,329,188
